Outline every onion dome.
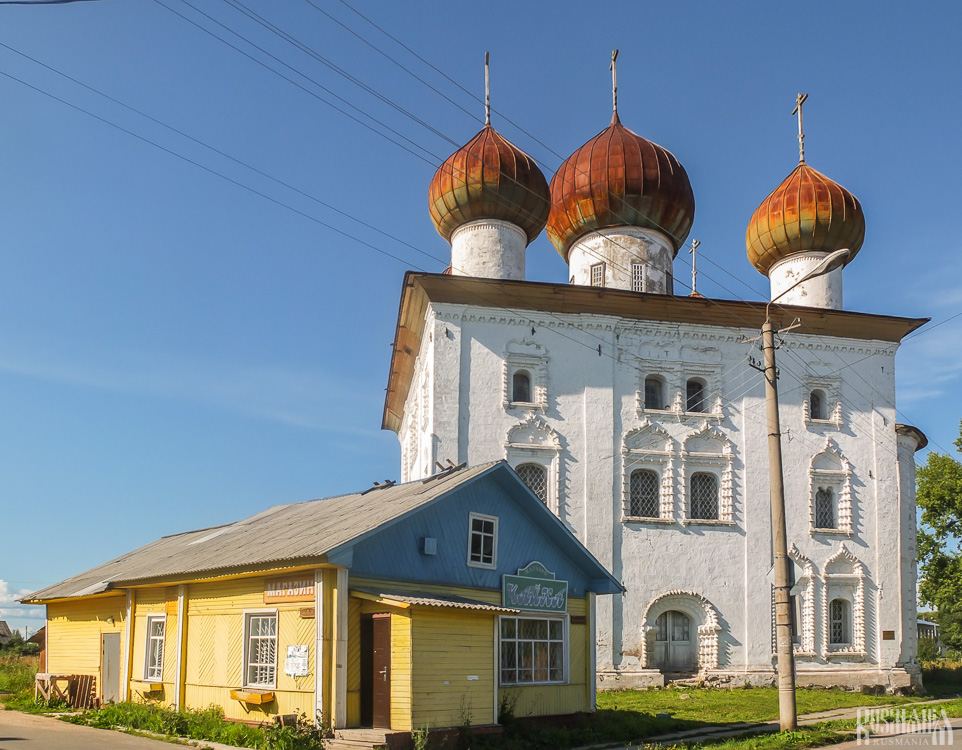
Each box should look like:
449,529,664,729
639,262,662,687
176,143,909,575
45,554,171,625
546,112,695,260
746,162,865,275
428,125,550,244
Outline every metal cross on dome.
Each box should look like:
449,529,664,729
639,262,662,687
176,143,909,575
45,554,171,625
610,49,619,114
792,92,809,163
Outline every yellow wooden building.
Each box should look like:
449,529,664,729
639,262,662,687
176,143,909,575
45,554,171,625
24,461,621,734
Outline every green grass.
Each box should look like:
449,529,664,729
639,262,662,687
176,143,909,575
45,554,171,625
596,685,926,725
62,703,325,749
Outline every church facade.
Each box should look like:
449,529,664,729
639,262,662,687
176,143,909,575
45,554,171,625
383,86,928,690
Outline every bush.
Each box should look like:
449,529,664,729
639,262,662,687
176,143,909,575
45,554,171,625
918,638,942,662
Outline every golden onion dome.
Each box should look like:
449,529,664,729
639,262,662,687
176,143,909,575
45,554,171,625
746,162,865,275
546,112,695,260
428,124,550,244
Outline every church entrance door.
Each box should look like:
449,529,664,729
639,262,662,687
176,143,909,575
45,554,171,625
653,610,693,671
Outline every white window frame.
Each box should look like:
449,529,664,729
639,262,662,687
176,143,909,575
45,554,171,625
143,614,166,682
243,609,279,689
803,377,842,428
622,421,675,524
627,467,662,519
631,262,646,293
829,598,851,647
498,614,569,686
503,343,549,412
466,512,498,570
590,262,605,287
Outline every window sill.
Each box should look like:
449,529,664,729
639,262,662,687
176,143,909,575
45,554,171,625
681,519,735,527
467,561,497,571
623,516,674,525
130,680,163,693
230,689,275,704
812,528,852,537
805,418,842,429
505,401,544,411
826,649,867,662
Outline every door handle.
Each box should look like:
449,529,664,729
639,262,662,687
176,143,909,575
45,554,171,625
379,667,389,682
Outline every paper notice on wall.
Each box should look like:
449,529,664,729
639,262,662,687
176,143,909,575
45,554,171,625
284,645,309,677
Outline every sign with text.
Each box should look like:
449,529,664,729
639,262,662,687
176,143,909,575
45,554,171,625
502,561,568,613
264,576,315,604
284,645,309,677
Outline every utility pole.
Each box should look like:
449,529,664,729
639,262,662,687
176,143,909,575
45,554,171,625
763,317,797,731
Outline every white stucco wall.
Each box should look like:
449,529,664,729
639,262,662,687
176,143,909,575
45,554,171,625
568,227,675,293
450,219,527,280
396,299,919,689
770,252,843,309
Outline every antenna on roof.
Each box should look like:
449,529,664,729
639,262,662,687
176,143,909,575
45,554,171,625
423,460,468,484
361,478,397,495
792,92,808,163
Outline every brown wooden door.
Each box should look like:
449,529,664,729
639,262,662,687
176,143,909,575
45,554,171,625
371,614,391,727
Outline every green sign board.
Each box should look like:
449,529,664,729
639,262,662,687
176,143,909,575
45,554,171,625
502,561,568,613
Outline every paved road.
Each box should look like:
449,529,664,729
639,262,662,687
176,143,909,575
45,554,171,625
0,710,213,750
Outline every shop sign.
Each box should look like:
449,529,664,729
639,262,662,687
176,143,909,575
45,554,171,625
264,576,315,604
502,561,568,613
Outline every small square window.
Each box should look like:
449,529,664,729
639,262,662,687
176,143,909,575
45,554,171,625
467,513,498,569
631,263,646,292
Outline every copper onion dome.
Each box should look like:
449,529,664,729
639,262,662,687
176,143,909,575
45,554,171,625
428,124,550,244
546,112,696,260
745,162,865,275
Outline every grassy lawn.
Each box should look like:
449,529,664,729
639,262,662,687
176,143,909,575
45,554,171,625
596,685,926,725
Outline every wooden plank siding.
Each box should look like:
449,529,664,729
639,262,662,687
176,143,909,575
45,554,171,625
46,595,126,704
389,609,413,731
128,587,176,703
349,481,596,598
346,597,362,727
181,576,314,722
411,608,495,728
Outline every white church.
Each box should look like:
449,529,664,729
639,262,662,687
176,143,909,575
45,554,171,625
380,83,928,690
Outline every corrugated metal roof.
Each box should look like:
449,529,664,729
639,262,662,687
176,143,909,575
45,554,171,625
351,587,520,614
24,462,501,603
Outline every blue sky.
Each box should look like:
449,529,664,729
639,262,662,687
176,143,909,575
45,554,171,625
1,1,960,633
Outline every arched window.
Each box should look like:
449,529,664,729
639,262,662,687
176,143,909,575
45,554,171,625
689,472,718,519
829,598,850,645
815,487,836,529
810,390,826,420
644,377,664,410
686,379,706,413
629,469,660,517
515,463,548,504
512,370,532,403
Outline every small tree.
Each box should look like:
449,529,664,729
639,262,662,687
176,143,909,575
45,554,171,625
917,420,962,652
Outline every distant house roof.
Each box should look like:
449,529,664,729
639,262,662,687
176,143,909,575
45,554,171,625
0,621,12,645
23,461,621,603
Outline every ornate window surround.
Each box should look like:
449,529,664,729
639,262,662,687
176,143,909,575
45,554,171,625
640,590,722,672
680,423,735,525
803,376,843,428
505,415,561,514
622,421,674,523
503,339,548,412
809,438,854,536
635,359,723,421
821,544,868,660
788,545,817,657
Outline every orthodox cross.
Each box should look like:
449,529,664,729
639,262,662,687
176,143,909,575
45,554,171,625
689,239,701,295
610,49,619,114
792,92,809,163
484,51,490,125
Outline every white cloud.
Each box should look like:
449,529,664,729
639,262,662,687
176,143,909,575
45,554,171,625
0,579,45,633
